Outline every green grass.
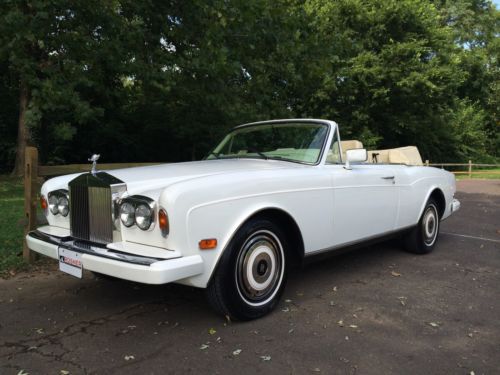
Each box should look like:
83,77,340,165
455,168,500,180
0,175,29,276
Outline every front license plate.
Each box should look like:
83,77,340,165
58,248,83,278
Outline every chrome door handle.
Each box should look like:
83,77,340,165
381,176,395,180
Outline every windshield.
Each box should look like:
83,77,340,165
207,122,329,164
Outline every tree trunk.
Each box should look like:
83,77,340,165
11,81,30,176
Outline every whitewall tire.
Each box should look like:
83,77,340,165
206,218,288,320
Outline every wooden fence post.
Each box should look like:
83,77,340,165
23,146,38,263
468,160,472,179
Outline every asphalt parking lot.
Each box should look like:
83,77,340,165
1,180,499,374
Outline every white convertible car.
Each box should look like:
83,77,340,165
27,119,460,320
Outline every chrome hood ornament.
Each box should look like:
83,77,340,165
89,154,100,175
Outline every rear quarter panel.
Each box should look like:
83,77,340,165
395,165,456,228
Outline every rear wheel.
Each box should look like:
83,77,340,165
206,218,288,320
403,198,440,254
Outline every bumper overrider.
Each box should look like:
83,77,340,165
26,230,203,284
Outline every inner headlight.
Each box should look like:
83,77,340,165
120,202,135,227
119,196,155,230
135,203,153,230
49,195,59,215
58,196,69,217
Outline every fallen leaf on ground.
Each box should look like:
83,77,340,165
60,371,70,375
124,355,135,361
428,322,440,328
391,271,401,277
285,299,292,303
349,325,358,329
260,355,271,361
200,344,209,350
17,371,28,375
337,320,344,327
282,307,290,312
208,328,216,335
233,349,242,356
333,286,338,292
288,328,294,334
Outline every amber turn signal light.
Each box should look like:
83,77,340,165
40,195,48,210
199,238,217,250
158,209,169,236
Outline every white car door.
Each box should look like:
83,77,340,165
328,164,400,247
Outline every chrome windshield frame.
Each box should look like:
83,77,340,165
207,119,336,166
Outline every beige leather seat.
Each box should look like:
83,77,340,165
367,146,423,165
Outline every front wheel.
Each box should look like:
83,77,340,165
206,218,288,321
403,198,440,254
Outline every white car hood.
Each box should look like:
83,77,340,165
43,158,300,196
111,159,297,193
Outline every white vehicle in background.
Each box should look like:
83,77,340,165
27,119,460,320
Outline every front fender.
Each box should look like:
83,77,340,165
183,199,297,288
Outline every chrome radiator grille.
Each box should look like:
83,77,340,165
69,172,125,244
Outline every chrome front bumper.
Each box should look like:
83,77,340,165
26,230,203,284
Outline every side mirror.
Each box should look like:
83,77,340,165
344,149,367,170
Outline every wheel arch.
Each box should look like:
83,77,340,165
420,187,446,219
245,207,305,266
206,206,305,285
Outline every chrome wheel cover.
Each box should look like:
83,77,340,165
422,204,439,246
235,230,285,307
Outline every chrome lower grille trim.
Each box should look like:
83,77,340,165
69,172,125,244
28,230,160,266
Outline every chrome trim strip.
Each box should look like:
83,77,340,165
28,230,161,266
304,225,416,257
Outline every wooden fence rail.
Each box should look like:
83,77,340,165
22,147,500,262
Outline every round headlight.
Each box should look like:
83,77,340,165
120,202,135,227
48,195,59,215
58,196,69,217
135,203,153,230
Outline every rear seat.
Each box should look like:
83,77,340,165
340,140,423,166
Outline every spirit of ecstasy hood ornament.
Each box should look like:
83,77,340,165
89,154,100,175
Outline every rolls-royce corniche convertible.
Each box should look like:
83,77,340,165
27,119,460,320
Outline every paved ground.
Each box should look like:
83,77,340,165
1,180,499,375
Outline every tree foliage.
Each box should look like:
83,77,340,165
0,0,498,173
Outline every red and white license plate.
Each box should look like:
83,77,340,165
58,248,83,278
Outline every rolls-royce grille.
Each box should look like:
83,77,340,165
68,172,124,244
